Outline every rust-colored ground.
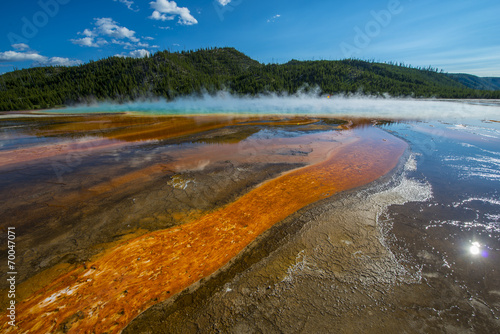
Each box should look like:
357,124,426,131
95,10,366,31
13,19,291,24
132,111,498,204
1,125,406,333
0,114,319,168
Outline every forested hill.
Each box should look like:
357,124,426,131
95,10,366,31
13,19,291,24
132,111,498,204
447,73,500,91
1,47,499,111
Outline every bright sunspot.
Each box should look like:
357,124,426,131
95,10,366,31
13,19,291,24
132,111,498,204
470,242,481,255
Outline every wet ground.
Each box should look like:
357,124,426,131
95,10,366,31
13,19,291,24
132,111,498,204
0,109,499,333
126,120,500,333
0,115,339,298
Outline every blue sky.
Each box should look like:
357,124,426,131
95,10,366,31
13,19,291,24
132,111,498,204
1,0,499,76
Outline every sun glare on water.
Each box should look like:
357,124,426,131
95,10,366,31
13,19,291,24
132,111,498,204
470,242,481,255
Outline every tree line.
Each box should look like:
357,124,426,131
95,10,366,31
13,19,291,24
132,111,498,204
1,47,499,111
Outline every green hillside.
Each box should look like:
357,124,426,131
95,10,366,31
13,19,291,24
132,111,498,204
0,47,499,111
448,73,500,91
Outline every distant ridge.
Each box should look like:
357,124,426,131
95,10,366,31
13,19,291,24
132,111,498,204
448,73,500,91
0,47,499,111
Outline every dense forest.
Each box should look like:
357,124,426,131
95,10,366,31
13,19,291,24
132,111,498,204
1,47,499,111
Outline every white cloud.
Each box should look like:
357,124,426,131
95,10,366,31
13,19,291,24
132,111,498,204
149,10,175,21
72,17,148,51
149,0,198,25
82,29,94,37
111,39,158,50
217,0,231,6
113,0,138,11
141,42,159,48
37,57,83,67
11,43,29,51
94,17,139,41
267,14,281,23
0,51,46,62
71,37,108,48
115,49,150,58
137,42,150,48
143,36,155,40
112,39,136,49
129,49,150,58
0,50,81,67
71,37,94,47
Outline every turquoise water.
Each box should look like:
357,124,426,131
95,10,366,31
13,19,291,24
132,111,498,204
2,98,500,331
46,96,500,119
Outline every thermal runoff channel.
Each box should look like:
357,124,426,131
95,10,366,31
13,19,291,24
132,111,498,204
1,97,499,333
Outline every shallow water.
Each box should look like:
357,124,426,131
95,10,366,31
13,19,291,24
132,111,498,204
382,119,500,329
1,100,500,333
125,117,500,333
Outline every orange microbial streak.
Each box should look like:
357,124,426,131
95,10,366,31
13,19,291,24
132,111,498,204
2,126,406,334
0,115,234,168
0,115,317,168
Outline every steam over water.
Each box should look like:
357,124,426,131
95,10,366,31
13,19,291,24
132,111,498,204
56,95,500,244
122,97,500,332
56,94,500,119
2,96,500,332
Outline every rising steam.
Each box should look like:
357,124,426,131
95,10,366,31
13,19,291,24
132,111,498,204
54,92,500,120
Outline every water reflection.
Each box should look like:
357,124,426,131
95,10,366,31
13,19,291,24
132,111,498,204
469,241,489,257
1,110,500,333
0,113,407,333
377,118,500,331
